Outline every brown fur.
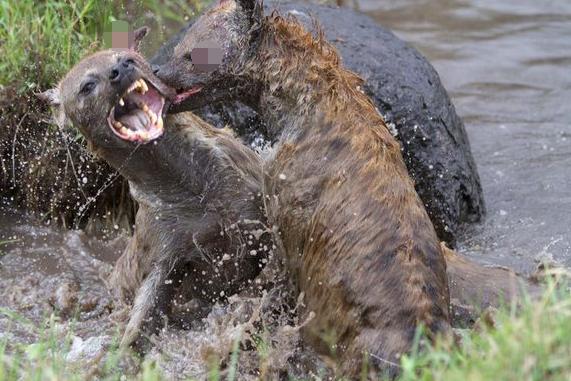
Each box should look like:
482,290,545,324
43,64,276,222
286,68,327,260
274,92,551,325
157,2,451,376
257,17,451,376
109,205,154,302
41,45,272,350
443,244,542,325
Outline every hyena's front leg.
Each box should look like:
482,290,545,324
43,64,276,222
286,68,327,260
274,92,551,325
109,206,156,303
120,254,184,351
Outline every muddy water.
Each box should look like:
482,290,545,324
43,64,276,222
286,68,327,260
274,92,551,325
0,204,316,378
353,0,571,272
0,206,122,343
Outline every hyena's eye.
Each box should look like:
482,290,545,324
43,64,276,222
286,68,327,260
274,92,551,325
183,52,193,62
79,80,97,96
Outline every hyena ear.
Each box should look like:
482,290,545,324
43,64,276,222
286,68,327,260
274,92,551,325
237,0,263,25
236,0,262,13
130,26,150,52
37,87,67,127
37,87,61,107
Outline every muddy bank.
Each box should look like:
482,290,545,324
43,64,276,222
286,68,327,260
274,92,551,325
0,88,136,232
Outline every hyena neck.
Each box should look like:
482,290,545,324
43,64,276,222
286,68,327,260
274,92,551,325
111,117,255,211
245,16,391,143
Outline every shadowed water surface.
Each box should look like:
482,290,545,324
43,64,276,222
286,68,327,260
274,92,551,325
355,0,571,272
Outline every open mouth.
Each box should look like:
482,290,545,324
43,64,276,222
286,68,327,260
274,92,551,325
107,78,165,143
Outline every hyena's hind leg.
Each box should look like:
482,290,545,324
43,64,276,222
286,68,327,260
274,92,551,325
120,254,185,352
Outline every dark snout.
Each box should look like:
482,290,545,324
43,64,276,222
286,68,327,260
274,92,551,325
110,57,136,88
151,61,185,94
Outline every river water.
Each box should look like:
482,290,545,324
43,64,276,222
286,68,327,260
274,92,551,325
355,0,571,272
0,0,569,377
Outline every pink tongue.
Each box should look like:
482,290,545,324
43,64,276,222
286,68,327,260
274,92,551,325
119,110,149,131
174,87,202,104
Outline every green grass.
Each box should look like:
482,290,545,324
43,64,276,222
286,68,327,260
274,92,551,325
0,0,211,92
0,0,113,92
1,284,570,380
399,280,571,381
0,308,164,381
0,240,18,259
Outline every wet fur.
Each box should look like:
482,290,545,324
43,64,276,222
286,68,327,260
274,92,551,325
118,113,272,348
255,18,451,375
443,244,542,324
44,49,271,349
157,3,451,376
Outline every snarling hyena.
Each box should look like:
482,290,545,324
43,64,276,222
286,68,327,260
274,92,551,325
40,28,272,349
155,1,451,376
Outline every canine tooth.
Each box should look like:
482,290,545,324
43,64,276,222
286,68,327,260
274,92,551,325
142,103,149,112
148,110,157,124
119,98,125,106
139,131,149,140
128,80,140,93
120,126,129,135
133,79,146,93
140,80,148,93
157,116,163,130
114,121,123,129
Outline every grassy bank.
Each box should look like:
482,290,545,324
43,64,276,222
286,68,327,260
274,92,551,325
0,0,204,90
1,282,570,380
0,311,162,381
399,279,571,381
0,0,110,91
0,0,207,231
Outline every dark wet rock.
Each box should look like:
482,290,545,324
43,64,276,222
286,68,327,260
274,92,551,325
150,0,485,246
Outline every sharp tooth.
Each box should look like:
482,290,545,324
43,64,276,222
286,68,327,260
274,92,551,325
142,103,149,112
139,131,149,140
114,121,123,130
120,126,130,135
128,80,140,93
140,80,148,94
119,98,125,106
133,79,144,93
148,110,157,124
157,116,163,130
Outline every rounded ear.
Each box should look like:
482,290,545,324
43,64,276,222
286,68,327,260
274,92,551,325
219,0,262,22
130,26,150,52
239,0,263,26
36,88,61,106
36,87,67,127
237,0,256,11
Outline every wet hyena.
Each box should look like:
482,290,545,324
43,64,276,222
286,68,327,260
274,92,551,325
155,1,451,376
40,28,272,349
